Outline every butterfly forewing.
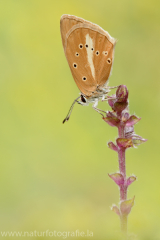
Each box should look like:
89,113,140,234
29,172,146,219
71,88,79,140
66,27,98,96
60,15,116,97
60,15,85,50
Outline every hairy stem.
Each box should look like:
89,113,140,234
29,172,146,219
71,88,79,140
118,122,128,234
120,214,128,235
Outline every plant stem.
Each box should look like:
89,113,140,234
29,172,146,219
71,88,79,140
120,214,128,234
105,85,145,237
118,121,128,234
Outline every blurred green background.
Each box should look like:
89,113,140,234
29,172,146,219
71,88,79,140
0,0,160,239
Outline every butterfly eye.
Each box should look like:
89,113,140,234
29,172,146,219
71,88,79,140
85,44,88,48
103,51,108,56
82,76,87,81
75,52,79,57
79,44,83,49
96,51,99,56
81,95,87,103
107,58,112,64
73,63,78,68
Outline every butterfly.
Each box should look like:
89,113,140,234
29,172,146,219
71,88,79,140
60,14,116,123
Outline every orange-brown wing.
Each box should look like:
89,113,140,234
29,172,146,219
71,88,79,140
61,15,98,96
93,33,116,87
60,15,116,96
60,15,85,50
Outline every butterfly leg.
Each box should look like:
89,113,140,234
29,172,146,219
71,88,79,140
98,85,118,92
101,94,117,102
107,85,119,89
92,99,106,117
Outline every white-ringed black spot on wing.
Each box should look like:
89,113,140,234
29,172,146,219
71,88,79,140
103,51,108,56
85,44,88,48
107,58,111,64
79,44,83,49
95,51,99,56
91,48,94,51
75,52,79,57
73,63,78,68
82,76,87,81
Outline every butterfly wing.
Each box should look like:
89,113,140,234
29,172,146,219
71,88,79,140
60,15,116,97
93,32,116,88
60,15,85,50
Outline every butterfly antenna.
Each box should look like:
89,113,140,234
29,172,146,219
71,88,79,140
62,96,81,124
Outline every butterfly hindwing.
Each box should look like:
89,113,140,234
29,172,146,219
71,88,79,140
93,32,115,87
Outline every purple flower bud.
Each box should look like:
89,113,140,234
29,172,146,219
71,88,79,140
125,115,141,127
116,138,133,149
103,112,120,127
126,176,137,186
116,85,128,103
113,101,128,114
108,142,118,152
108,173,124,186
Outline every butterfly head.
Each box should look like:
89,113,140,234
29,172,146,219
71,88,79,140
78,93,100,106
78,94,88,105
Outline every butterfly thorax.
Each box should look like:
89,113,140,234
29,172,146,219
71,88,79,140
79,85,110,105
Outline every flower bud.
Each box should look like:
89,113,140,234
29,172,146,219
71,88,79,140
113,101,128,114
126,176,137,186
111,205,120,215
116,138,133,149
116,85,128,103
125,115,141,127
108,142,118,152
108,173,124,186
103,112,120,127
120,196,135,216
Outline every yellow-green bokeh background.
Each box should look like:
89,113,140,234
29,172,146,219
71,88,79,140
0,1,160,239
